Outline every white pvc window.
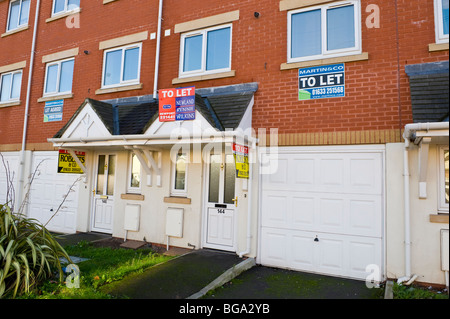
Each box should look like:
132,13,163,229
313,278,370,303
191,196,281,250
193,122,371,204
435,0,449,43
439,146,449,212
52,0,80,16
171,153,188,196
44,58,75,96
127,153,142,194
179,24,232,77
288,1,361,63
102,43,142,88
7,0,30,32
0,70,22,103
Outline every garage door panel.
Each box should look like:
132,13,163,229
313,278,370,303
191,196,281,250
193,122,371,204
263,192,381,238
290,233,315,270
262,152,382,195
260,229,288,267
292,196,315,226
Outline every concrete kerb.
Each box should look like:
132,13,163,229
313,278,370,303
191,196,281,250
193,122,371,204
187,257,256,299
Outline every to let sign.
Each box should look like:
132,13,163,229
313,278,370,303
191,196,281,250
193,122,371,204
298,63,345,100
232,143,249,179
159,86,195,122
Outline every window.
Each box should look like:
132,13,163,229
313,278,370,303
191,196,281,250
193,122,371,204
44,58,75,96
102,44,142,88
52,0,80,16
7,0,30,32
0,70,22,103
127,153,142,193
288,1,361,63
439,146,449,212
179,24,232,77
435,0,449,43
171,153,187,196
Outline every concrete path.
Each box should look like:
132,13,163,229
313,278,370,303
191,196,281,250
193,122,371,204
101,249,246,299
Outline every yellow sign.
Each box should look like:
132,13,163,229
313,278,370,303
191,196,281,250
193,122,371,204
58,150,85,174
233,143,249,179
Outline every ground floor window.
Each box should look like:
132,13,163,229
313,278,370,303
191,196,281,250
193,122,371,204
171,152,187,196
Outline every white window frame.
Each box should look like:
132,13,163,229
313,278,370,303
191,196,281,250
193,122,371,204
6,0,31,32
43,57,75,97
434,0,449,44
171,152,188,197
101,43,142,89
127,153,142,194
52,0,80,16
179,24,232,78
0,70,22,103
287,0,362,63
438,145,449,213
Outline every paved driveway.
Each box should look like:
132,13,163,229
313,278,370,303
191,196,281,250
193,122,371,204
202,265,384,299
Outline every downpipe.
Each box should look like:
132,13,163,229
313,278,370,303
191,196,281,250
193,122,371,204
17,0,41,212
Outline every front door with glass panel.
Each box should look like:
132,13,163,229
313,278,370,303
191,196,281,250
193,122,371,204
204,153,236,251
91,154,116,234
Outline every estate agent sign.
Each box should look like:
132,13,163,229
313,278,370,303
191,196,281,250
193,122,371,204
298,63,345,100
159,86,196,122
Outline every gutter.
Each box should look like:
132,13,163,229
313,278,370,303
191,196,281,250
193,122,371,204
17,0,41,212
48,131,259,145
400,121,449,284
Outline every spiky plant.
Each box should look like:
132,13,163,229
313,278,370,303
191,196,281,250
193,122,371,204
0,204,72,298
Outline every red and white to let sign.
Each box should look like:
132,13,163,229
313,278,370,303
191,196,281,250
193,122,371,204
159,86,195,122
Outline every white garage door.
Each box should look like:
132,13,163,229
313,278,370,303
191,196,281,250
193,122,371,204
28,152,80,234
259,146,384,280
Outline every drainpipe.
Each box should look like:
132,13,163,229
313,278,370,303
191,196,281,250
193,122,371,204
17,0,41,212
153,0,163,100
238,141,255,258
400,122,449,284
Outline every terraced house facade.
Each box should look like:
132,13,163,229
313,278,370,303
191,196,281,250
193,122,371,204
0,0,448,287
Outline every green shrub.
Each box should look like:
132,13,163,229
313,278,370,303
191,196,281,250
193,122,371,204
0,204,71,298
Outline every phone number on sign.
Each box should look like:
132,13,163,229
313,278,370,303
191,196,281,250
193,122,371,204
312,86,344,95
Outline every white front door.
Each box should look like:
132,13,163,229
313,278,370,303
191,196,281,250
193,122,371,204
204,153,237,251
91,154,116,234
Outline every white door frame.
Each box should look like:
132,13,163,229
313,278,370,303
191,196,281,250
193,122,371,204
201,149,238,252
90,153,116,234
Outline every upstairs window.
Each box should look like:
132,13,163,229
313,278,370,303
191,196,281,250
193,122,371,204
52,0,80,16
102,43,142,88
7,0,30,32
435,0,449,43
0,70,22,103
288,1,361,63
179,25,232,77
44,58,75,96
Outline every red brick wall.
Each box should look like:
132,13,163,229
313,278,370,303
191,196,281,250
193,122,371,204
0,0,448,149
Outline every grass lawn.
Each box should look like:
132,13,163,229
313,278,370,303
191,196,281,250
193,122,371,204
20,241,173,299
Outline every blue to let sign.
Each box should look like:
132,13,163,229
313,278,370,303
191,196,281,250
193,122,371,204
44,99,64,122
298,63,345,100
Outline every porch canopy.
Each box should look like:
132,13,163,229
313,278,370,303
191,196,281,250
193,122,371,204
48,83,258,177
